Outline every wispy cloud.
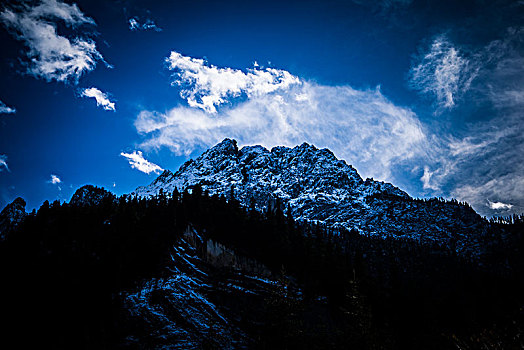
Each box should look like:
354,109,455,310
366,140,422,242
420,166,438,190
120,151,164,174
409,34,478,111
128,17,162,32
482,28,524,110
412,28,524,216
166,51,300,113
0,100,16,114
0,155,9,172
137,53,426,182
446,117,524,216
0,0,106,83
81,87,116,111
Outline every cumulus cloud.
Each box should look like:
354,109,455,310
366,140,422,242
120,151,164,175
165,51,300,113
0,155,9,172
49,174,61,184
128,17,162,32
136,53,427,182
409,35,478,111
0,101,16,114
487,200,513,210
81,87,116,111
0,0,105,83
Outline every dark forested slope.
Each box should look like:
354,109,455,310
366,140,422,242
0,185,523,349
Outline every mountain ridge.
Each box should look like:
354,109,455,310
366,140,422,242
135,138,488,256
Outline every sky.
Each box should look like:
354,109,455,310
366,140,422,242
0,0,522,217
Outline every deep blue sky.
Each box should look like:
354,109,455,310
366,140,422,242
0,0,522,216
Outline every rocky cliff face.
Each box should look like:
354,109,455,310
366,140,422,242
135,139,489,256
121,227,280,349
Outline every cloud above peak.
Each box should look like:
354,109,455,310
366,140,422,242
81,87,116,111
135,46,523,217
0,0,105,83
137,54,427,182
165,51,300,113
120,151,163,175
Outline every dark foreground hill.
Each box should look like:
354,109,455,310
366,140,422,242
0,183,523,349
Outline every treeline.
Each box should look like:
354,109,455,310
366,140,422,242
0,187,523,349
490,213,524,225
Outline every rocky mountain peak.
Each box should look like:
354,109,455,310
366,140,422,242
134,139,488,256
212,138,238,155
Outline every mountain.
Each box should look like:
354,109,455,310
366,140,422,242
0,197,27,241
1,157,522,349
135,138,489,256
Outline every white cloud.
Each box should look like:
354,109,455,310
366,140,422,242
0,155,9,172
120,151,164,175
0,0,105,83
487,200,513,210
409,35,478,111
49,174,61,184
0,101,16,114
165,51,300,113
137,54,426,182
81,87,116,111
128,17,162,32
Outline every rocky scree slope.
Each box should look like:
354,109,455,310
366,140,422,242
135,139,489,256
